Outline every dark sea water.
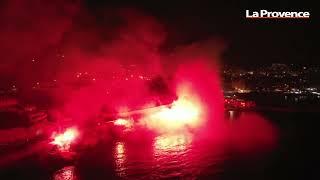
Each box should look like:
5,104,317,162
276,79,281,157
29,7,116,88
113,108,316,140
0,111,319,180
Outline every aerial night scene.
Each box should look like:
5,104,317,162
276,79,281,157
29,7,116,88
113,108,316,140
0,0,318,179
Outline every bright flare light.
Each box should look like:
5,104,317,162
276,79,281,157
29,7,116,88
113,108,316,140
142,87,204,132
51,127,79,151
114,118,133,129
152,97,200,124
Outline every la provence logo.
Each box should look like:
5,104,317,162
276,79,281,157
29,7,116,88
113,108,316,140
246,10,310,19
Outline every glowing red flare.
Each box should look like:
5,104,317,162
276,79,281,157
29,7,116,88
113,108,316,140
152,97,200,123
114,118,133,128
51,127,79,151
142,85,204,132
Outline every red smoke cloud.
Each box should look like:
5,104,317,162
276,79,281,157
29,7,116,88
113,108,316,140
0,2,280,170
0,0,79,75
0,1,277,149
50,10,170,124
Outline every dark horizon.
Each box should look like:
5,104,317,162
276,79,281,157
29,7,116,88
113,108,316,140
0,0,318,82
86,0,318,66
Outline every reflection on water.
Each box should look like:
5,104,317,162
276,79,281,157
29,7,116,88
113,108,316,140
152,133,195,178
154,133,192,153
53,166,77,180
227,110,242,121
229,110,235,120
114,142,127,177
50,112,276,179
108,111,276,179
112,133,195,178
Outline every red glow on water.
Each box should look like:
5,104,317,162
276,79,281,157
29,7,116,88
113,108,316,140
154,133,193,152
53,166,77,180
114,142,127,177
229,112,278,152
51,127,79,151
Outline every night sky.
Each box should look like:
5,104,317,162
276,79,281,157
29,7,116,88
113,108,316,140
0,0,318,82
86,0,318,66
